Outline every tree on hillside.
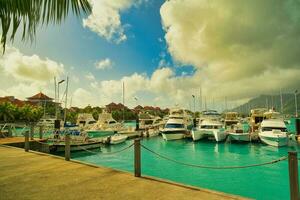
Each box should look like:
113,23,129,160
0,0,91,52
0,102,15,122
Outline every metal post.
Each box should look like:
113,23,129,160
39,126,43,139
25,131,29,152
134,139,141,177
288,151,299,200
65,133,71,161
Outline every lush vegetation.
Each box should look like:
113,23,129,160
0,102,43,124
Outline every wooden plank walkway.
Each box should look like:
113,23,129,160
0,145,246,200
0,137,37,145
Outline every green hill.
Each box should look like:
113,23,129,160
231,93,299,115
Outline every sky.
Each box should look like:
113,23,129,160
0,0,300,111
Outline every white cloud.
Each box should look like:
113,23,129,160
0,47,64,82
72,88,99,107
160,0,300,101
95,58,113,70
85,72,95,81
83,0,145,43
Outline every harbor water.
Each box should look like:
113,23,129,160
68,136,299,200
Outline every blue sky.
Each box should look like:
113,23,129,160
1,0,299,110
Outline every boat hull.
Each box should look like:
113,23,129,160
192,129,226,142
228,133,250,142
259,134,288,147
51,141,102,152
191,129,206,141
109,135,128,144
162,133,184,140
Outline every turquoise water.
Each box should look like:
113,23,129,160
67,137,300,200
87,131,114,138
287,118,299,134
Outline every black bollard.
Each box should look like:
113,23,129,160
65,133,71,161
288,151,299,200
134,139,141,177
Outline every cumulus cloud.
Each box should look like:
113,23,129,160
72,88,99,108
83,0,145,43
85,72,96,81
160,0,300,100
0,47,64,82
95,58,113,70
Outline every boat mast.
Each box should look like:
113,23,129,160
122,82,125,122
199,86,202,111
280,88,283,113
54,77,57,119
63,76,69,123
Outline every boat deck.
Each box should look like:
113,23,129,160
0,145,246,200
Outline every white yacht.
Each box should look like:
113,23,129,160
258,119,288,147
168,108,193,130
107,134,128,144
161,118,187,140
228,123,250,142
88,112,121,132
191,119,226,142
76,113,96,130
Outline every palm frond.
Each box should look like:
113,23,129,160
0,0,91,53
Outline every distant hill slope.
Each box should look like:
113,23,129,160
231,93,300,115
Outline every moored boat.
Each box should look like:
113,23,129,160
228,123,250,142
192,119,226,142
107,134,128,144
161,118,187,140
258,119,288,147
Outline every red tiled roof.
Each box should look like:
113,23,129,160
0,96,37,107
27,92,53,100
134,105,143,110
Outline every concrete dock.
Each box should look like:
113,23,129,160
0,145,245,200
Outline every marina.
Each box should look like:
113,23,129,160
1,1,300,199
1,114,300,200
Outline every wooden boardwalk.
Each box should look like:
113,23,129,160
0,145,246,200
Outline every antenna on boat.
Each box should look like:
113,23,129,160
54,77,57,119
63,76,69,123
199,86,202,111
280,88,283,113
122,81,125,122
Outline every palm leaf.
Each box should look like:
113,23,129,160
0,0,91,53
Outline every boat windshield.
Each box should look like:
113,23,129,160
165,123,184,129
201,125,222,129
262,127,287,132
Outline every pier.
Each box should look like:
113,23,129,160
0,144,245,200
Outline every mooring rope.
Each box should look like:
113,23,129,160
141,144,287,169
75,142,134,155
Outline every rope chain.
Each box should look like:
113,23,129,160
75,142,134,155
141,144,287,169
